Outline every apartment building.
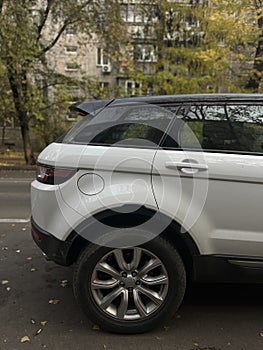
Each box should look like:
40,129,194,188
44,0,206,100
43,1,163,100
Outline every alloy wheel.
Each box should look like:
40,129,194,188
91,247,169,320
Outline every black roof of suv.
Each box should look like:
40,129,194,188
71,94,263,115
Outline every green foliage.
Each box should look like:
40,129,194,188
134,0,263,95
0,0,124,162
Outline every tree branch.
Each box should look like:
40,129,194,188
41,0,94,53
37,0,55,43
42,22,68,53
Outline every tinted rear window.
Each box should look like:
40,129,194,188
62,103,177,148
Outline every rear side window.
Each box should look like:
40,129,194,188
164,104,263,154
63,104,175,148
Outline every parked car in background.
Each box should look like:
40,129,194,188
31,94,263,333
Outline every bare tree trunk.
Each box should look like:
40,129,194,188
7,67,35,165
20,120,35,165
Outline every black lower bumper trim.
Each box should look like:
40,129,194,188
31,218,72,266
193,255,263,283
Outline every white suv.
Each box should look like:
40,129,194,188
31,94,263,334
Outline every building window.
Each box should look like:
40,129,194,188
183,13,199,29
65,46,78,54
96,48,110,66
121,4,144,23
65,27,77,35
125,80,141,96
100,82,110,90
134,44,157,62
65,63,80,71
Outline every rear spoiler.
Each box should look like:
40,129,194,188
69,99,113,116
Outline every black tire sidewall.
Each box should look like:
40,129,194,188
73,236,186,334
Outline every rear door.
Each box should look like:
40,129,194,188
152,102,263,257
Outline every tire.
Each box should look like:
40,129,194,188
73,236,186,334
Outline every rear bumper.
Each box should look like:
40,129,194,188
31,218,72,266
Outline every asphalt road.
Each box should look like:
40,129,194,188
0,170,263,350
0,170,33,221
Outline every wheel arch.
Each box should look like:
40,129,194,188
66,205,200,278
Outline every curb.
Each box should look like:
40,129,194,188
0,165,36,171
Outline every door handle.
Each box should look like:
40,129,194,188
165,161,208,173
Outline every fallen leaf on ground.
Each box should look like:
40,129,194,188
1,280,8,285
20,336,30,343
60,280,68,287
16,250,21,253
48,299,60,305
35,329,42,336
27,257,32,261
30,268,36,272
22,228,26,231
40,321,48,326
259,333,263,337
2,247,8,250
92,325,100,331
31,319,36,324
6,287,11,292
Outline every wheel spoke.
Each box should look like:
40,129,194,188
97,262,120,280
141,274,168,286
114,250,128,271
128,247,142,271
133,289,148,317
100,287,123,310
117,289,129,319
137,285,163,306
138,258,161,278
92,278,119,290
91,247,169,320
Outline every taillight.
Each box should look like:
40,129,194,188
36,164,76,185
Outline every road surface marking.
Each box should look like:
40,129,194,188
0,218,30,223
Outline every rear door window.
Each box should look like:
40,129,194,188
163,104,263,154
